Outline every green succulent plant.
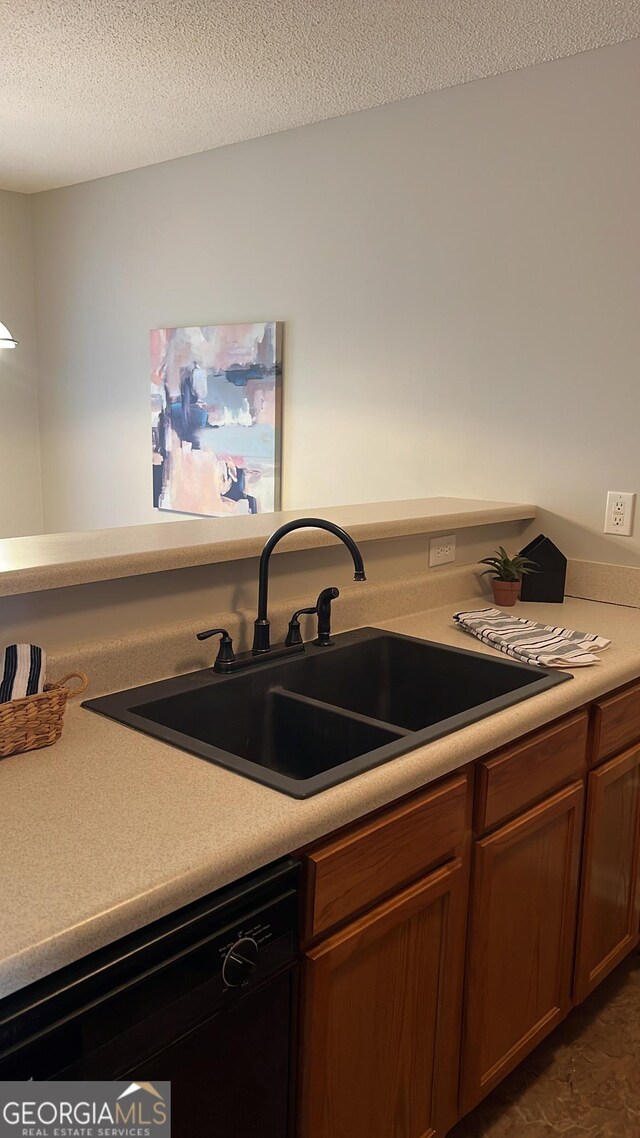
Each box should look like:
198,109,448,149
479,547,538,582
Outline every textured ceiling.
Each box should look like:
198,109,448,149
3,0,640,193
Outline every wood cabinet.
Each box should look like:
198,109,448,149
574,745,640,1002
299,859,468,1138
297,682,640,1137
590,680,640,765
474,711,587,833
303,774,468,940
459,781,584,1114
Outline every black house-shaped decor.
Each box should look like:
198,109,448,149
518,534,567,603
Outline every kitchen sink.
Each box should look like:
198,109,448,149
84,627,570,797
133,682,405,781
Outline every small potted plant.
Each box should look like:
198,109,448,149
479,547,537,607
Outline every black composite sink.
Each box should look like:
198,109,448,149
84,627,571,797
134,682,405,781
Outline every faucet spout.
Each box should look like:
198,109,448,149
252,518,366,653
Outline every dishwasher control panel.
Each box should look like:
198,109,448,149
217,898,294,990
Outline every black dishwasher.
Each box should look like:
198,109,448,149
0,858,299,1137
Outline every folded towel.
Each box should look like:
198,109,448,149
453,608,610,668
0,644,47,703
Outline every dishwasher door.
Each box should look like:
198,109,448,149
126,965,295,1138
0,859,299,1138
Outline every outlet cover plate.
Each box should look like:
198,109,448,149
601,491,633,534
429,534,456,567
604,491,636,536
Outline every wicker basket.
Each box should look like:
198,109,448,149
0,672,88,759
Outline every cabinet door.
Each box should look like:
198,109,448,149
574,745,640,1003
299,859,467,1138
459,782,584,1114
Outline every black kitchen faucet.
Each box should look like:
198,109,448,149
197,518,366,673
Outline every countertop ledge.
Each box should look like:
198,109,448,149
1,593,639,1000
0,497,534,597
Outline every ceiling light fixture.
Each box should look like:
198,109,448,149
0,322,17,349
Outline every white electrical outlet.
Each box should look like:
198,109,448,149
429,534,456,566
604,491,636,536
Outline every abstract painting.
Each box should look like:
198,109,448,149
151,322,281,517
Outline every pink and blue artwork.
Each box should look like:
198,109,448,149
151,322,282,517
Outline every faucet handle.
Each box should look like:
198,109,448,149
285,606,317,648
196,627,236,669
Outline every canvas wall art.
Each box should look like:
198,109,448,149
151,322,282,517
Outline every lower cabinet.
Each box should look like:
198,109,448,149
574,745,640,1002
459,781,584,1115
297,699,640,1135
298,858,467,1138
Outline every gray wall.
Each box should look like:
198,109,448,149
0,191,43,537
28,39,640,562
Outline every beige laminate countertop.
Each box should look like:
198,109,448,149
1,594,639,1000
0,497,534,597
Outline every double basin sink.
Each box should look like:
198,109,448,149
84,627,570,797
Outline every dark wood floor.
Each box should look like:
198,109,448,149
450,954,640,1137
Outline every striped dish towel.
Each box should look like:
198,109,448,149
453,608,610,668
0,644,47,703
